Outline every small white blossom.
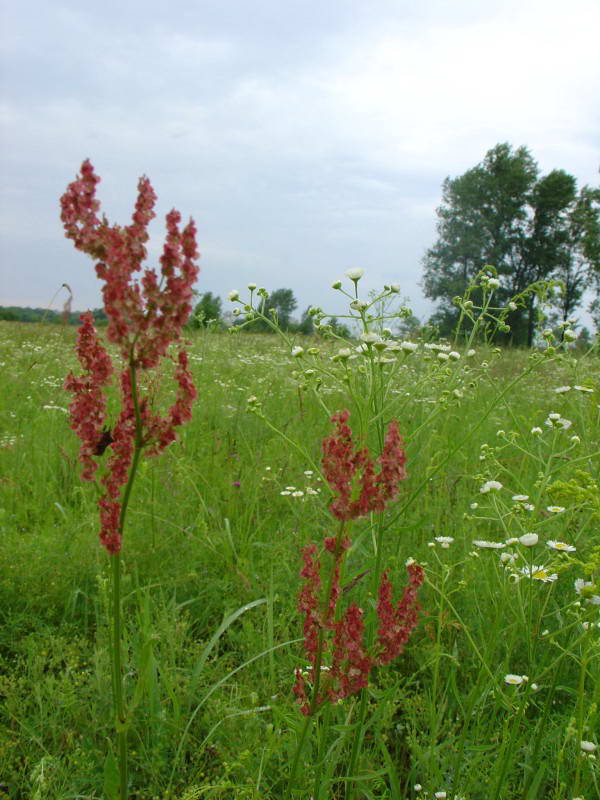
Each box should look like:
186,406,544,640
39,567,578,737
520,565,558,582
554,385,571,394
435,536,454,548
512,494,529,502
360,332,380,344
437,351,449,361
508,301,517,311
547,541,576,552
466,349,476,357
563,328,577,341
449,351,461,360
487,278,500,289
580,741,597,753
400,341,418,352
247,283,256,290
349,299,368,311
473,540,505,549
500,552,516,564
228,290,240,302
531,426,543,435
480,480,503,493
574,578,600,605
291,346,304,358
519,533,538,547
504,674,527,685
546,505,565,514
573,385,593,393
345,267,365,281
469,502,479,510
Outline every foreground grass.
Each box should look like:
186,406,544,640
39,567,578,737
0,321,599,799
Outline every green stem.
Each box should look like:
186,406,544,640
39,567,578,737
108,359,145,800
111,551,128,800
287,522,347,796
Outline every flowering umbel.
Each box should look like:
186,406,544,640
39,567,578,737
61,160,200,553
295,410,423,715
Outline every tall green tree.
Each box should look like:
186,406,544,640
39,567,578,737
249,287,298,332
191,292,222,328
422,144,600,343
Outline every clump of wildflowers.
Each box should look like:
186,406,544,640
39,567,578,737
294,410,423,715
61,160,200,553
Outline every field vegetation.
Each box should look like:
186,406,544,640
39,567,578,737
1,280,599,798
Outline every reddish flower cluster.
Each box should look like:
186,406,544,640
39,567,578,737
294,410,422,715
294,558,423,715
62,161,200,554
376,563,425,665
322,410,407,520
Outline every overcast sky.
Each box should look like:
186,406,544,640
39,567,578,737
1,0,599,323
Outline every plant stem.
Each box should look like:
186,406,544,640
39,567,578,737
111,551,128,800
108,360,145,800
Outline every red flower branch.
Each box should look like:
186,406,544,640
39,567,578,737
62,160,200,553
295,410,423,715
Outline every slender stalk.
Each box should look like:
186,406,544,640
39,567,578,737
108,360,145,800
287,522,347,796
111,551,128,800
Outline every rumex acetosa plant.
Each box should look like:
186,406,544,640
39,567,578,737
288,409,424,795
61,160,199,799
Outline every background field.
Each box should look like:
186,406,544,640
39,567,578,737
0,321,599,799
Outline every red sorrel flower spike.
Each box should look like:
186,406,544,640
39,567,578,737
64,312,113,481
329,604,372,702
62,161,200,554
376,563,424,665
322,410,407,520
298,544,322,666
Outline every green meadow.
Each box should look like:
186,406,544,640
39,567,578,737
0,318,599,799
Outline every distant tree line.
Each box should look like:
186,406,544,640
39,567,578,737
0,306,108,325
422,143,600,345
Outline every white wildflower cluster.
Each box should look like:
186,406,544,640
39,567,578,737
480,480,503,493
545,412,572,430
575,578,600,605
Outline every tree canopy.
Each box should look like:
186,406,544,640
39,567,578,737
422,143,600,343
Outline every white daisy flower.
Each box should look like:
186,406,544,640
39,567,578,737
573,385,593,393
580,740,597,753
291,346,304,358
554,386,571,394
480,480,503,493
512,494,529,502
531,427,543,435
473,540,505,549
520,565,558,583
504,674,527,685
435,536,454,548
546,506,565,513
547,541,576,552
228,290,240,302
400,341,418,352
345,267,365,281
519,533,538,547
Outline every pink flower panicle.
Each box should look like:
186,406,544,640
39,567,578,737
329,604,372,702
322,410,407,520
61,161,200,554
64,312,113,481
60,160,199,366
295,410,422,715
376,563,425,665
